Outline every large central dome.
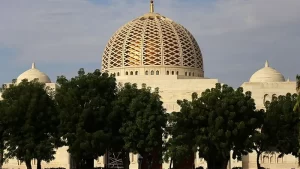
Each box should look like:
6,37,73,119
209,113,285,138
101,1,204,77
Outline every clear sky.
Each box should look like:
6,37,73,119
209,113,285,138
0,0,299,87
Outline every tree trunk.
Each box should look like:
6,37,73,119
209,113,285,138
82,158,94,169
37,159,42,169
173,153,194,169
256,151,261,169
121,150,130,169
25,159,32,169
150,149,162,169
207,155,229,169
75,160,80,169
141,153,149,169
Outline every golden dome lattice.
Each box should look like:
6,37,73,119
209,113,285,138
101,12,203,73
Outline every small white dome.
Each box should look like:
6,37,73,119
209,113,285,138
249,60,285,82
16,63,51,84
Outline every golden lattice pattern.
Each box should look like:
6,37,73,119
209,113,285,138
101,13,203,71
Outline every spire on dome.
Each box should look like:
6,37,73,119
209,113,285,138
265,60,269,67
31,62,36,69
150,0,154,13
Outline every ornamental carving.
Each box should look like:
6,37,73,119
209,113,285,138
101,13,203,72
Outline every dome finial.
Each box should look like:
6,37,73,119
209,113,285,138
265,60,269,67
31,62,36,69
150,0,154,13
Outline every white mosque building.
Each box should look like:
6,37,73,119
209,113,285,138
0,1,298,169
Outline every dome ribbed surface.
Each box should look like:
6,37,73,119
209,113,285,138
249,61,285,82
17,63,51,84
101,13,203,72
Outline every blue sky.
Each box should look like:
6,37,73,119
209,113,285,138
0,0,300,87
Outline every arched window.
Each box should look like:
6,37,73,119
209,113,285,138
176,71,179,75
145,71,148,75
156,70,159,75
263,156,269,163
117,72,120,76
166,71,169,75
130,71,133,75
277,157,282,163
135,71,138,75
270,156,275,163
125,71,128,75
185,72,187,76
171,71,174,75
151,70,154,75
189,72,191,76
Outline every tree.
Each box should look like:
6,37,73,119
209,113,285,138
294,75,300,112
0,99,5,169
251,108,274,169
107,83,140,169
164,99,198,169
168,83,263,169
112,83,167,169
0,79,59,169
265,93,299,158
55,68,117,169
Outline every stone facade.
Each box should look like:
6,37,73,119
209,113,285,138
1,61,298,169
0,1,299,168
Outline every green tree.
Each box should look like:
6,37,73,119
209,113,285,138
164,92,197,169
164,99,197,169
113,83,167,169
0,79,59,169
168,83,263,169
294,75,300,112
55,68,117,169
196,84,263,169
107,83,140,169
0,99,5,168
251,109,273,169
265,93,299,158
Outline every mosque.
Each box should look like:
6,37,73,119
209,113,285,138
0,1,298,169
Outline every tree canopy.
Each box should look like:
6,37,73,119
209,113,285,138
265,93,299,156
294,75,300,112
164,98,198,169
112,83,167,169
55,68,117,169
166,83,263,169
0,79,59,169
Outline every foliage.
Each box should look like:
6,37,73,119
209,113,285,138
0,99,4,167
0,79,59,169
164,99,197,168
265,93,300,157
167,83,263,169
55,68,117,168
294,75,300,112
114,83,167,169
250,108,272,169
